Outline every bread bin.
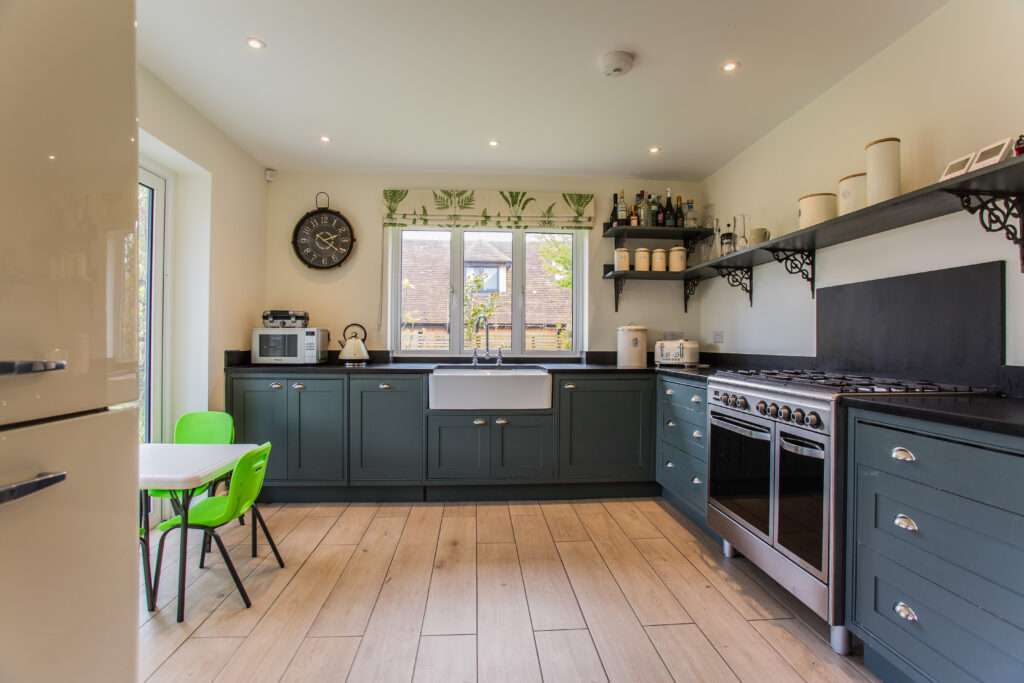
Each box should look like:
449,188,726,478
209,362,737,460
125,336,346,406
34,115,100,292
617,325,648,368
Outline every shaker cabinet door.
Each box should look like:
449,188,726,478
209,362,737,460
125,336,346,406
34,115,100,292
230,378,289,481
349,376,425,481
428,415,492,480
491,415,555,480
286,378,346,482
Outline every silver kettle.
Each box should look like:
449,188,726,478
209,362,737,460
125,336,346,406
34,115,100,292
339,323,370,366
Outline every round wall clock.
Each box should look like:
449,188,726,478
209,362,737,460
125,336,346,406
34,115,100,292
291,192,355,269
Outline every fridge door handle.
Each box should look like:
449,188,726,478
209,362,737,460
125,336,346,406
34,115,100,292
0,472,67,506
0,361,68,376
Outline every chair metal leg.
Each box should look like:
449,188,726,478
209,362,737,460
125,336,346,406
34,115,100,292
254,505,284,568
199,530,208,569
211,531,250,608
251,507,258,558
139,538,155,612
151,527,174,604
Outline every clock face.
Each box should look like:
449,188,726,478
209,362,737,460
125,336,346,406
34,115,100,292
292,209,355,269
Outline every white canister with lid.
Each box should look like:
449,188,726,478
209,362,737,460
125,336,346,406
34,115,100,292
651,248,667,272
634,247,650,272
617,325,648,368
668,246,686,272
865,137,901,204
837,172,867,215
614,247,630,272
798,193,837,229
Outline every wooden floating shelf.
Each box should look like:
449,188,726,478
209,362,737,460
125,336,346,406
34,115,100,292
602,267,688,280
602,224,715,242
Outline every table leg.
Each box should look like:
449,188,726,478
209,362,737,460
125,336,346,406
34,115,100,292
175,489,193,623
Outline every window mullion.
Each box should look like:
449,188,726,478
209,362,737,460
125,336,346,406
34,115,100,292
511,231,524,355
452,229,463,355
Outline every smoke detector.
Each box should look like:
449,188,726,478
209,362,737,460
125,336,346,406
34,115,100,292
598,50,634,77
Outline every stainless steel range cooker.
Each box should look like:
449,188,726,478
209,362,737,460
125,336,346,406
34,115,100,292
704,369,988,655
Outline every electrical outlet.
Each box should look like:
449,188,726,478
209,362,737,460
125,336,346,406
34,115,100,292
712,330,725,344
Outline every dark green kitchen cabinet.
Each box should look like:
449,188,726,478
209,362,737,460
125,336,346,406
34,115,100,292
230,376,346,483
491,415,555,480
427,414,492,479
557,375,654,481
230,378,290,481
287,379,345,481
349,376,425,482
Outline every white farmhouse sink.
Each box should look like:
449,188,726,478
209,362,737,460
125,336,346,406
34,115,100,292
429,367,552,410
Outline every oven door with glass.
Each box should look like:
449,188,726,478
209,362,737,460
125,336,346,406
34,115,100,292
707,407,775,542
774,424,830,582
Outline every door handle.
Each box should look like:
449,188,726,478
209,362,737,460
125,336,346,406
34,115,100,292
564,383,576,390
893,601,918,623
269,382,283,390
665,420,676,428
665,461,675,468
690,394,701,403
494,418,509,426
291,383,305,391
692,430,703,439
891,447,916,463
378,383,391,390
473,418,487,426
690,476,703,485
0,360,68,376
0,472,67,506
664,388,675,396
893,514,919,532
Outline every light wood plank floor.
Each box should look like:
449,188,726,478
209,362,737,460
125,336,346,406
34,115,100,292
139,499,879,683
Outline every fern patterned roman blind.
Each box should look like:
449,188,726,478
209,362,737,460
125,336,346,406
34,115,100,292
382,188,595,229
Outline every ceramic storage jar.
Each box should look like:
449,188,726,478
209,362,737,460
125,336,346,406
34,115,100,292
865,137,901,204
798,193,837,229
837,172,867,215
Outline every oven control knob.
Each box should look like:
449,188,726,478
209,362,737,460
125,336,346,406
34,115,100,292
736,396,748,410
768,403,779,417
727,394,737,407
779,405,791,421
792,408,806,424
807,412,821,428
756,400,767,415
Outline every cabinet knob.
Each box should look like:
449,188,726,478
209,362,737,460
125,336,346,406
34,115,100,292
495,418,509,426
690,476,702,485
665,461,675,468
665,420,676,428
269,382,283,390
690,394,702,403
291,383,305,391
893,601,919,623
473,418,488,426
893,513,919,532
378,383,391,390
665,388,675,396
692,430,703,440
565,383,576,390
891,447,916,463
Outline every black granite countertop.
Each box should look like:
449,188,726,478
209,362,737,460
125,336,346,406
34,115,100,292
226,361,715,383
841,394,1024,439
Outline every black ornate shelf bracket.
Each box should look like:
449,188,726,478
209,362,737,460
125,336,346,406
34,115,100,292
948,190,1024,272
683,278,699,313
715,266,753,306
769,249,816,298
613,277,624,312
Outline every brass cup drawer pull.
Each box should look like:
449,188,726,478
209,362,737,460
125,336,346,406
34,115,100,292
893,514,919,532
690,394,702,403
893,601,919,623
472,418,487,426
291,383,305,391
665,461,675,469
378,383,391,390
495,418,509,426
692,430,703,439
891,447,916,463
690,476,703,485
565,383,577,390
269,382,283,390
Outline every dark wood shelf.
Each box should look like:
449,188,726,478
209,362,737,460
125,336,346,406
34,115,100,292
683,154,1024,280
602,266,688,280
602,224,715,242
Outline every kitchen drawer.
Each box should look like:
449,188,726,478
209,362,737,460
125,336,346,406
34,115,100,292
852,417,1024,516
855,465,1024,627
657,441,707,515
657,378,705,427
852,546,1024,683
658,400,706,459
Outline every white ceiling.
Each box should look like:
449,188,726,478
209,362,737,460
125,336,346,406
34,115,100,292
137,0,944,180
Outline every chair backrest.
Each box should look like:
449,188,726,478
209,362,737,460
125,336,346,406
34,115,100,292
222,443,272,519
174,411,234,445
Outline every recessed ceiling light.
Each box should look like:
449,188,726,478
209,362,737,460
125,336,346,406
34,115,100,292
649,146,661,154
130,137,136,143
319,135,331,143
488,139,500,147
721,60,740,73
47,154,56,160
247,37,266,49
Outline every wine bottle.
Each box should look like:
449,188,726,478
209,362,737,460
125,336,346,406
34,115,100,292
629,202,638,227
617,190,627,221
655,194,665,226
609,193,619,227
664,188,674,227
638,191,647,227
675,196,684,228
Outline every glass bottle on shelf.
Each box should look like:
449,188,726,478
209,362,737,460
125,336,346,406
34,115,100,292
655,194,665,226
629,202,638,227
617,190,627,222
675,196,684,228
609,193,619,227
664,189,675,227
638,191,647,227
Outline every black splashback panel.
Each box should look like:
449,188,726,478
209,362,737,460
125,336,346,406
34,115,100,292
816,261,1005,386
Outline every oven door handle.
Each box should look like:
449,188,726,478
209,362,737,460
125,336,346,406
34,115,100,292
709,416,772,441
779,436,825,460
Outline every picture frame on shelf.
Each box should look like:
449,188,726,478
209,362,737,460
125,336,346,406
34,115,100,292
939,152,975,181
968,137,1013,172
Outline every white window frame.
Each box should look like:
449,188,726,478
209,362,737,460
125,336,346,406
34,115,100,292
138,166,170,442
390,226,584,357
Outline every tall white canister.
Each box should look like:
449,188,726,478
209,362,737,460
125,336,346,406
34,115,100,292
617,325,648,368
837,172,867,215
865,137,901,204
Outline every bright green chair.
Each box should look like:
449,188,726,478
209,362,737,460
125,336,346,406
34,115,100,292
151,443,283,608
149,412,235,502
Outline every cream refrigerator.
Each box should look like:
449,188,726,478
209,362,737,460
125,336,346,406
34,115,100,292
0,1,141,680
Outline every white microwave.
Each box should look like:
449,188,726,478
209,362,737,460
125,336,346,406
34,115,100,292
251,328,330,364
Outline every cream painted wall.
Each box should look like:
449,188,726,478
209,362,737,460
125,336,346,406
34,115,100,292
137,67,268,409
699,0,1024,364
265,172,702,352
